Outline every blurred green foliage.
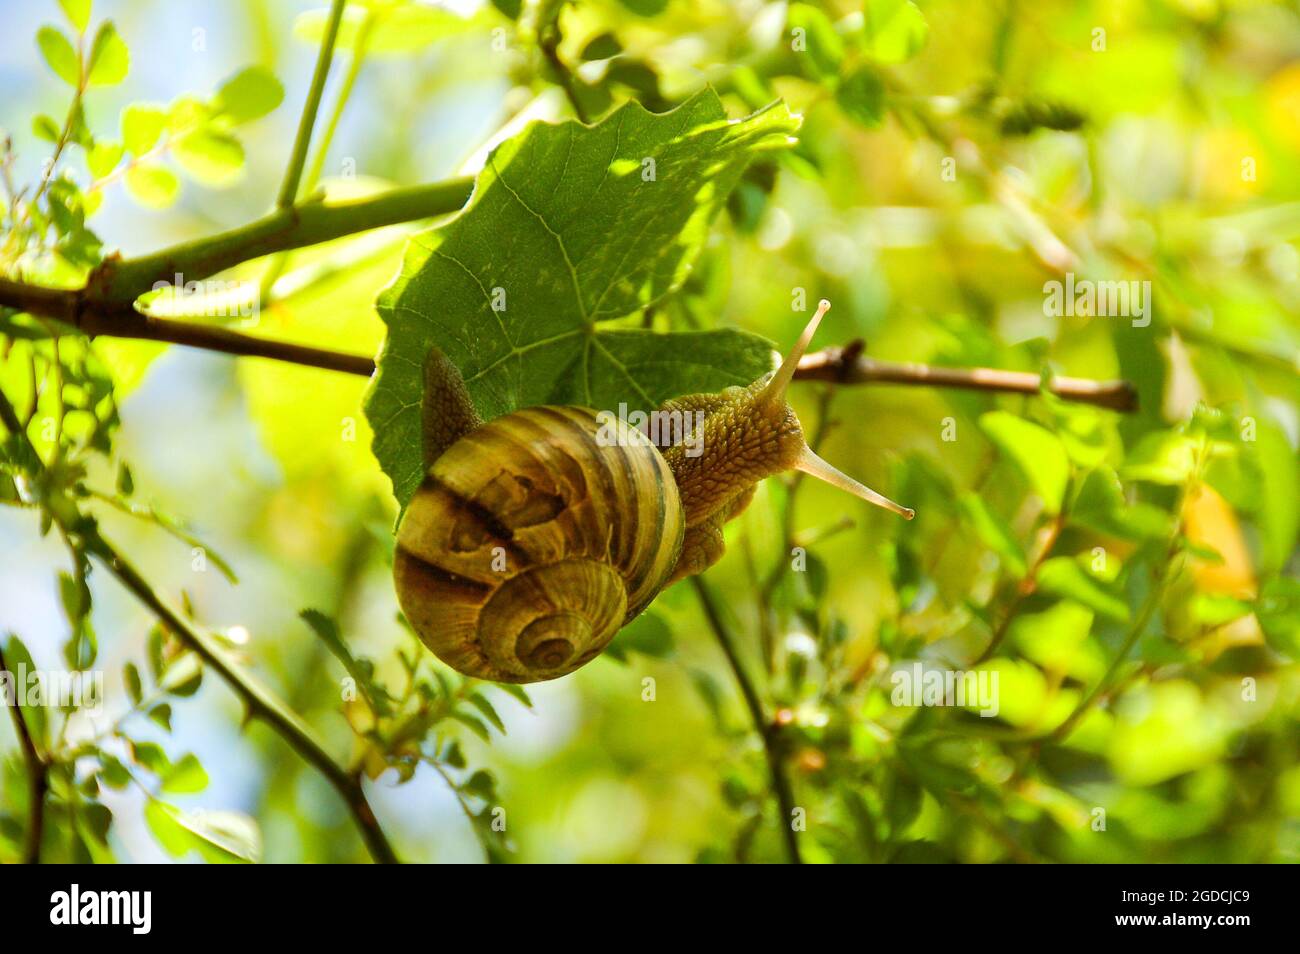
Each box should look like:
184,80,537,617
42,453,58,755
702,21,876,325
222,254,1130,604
1,0,1297,863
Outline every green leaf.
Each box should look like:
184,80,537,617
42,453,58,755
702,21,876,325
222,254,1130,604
145,802,261,863
1258,577,1300,660
450,710,490,742
59,0,92,32
605,610,674,661
443,739,466,769
2,634,47,751
862,0,930,64
293,4,469,55
129,739,171,776
32,114,61,142
123,661,143,706
495,682,532,708
124,163,180,208
1109,682,1226,786
462,769,496,800
147,625,166,681
161,654,202,696
1121,431,1199,485
1251,419,1299,575
1070,467,1172,541
300,609,393,716
172,129,245,185
86,21,128,86
467,692,505,733
86,140,123,179
57,569,88,626
120,103,166,155
1189,592,1252,627
1009,601,1104,684
166,95,211,132
836,68,885,128
99,754,131,790
37,25,80,86
161,753,209,794
616,0,669,15
580,32,622,61
959,492,1026,576
979,411,1070,514
366,91,798,506
214,66,284,123
1036,556,1130,622
148,702,173,732
787,3,844,80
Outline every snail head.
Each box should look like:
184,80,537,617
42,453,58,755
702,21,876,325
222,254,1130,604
662,299,914,524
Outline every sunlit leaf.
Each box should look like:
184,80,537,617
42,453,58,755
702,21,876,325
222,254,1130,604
120,103,166,155
836,68,885,128
980,411,1070,513
145,802,261,863
172,129,244,185
32,114,61,142
37,25,79,86
161,753,209,794
1109,682,1227,787
1036,556,1130,621
862,0,929,64
787,3,844,81
293,3,469,55
86,20,128,86
59,0,91,32
605,610,673,661
366,91,798,506
1121,430,1199,485
214,66,284,123
124,163,180,207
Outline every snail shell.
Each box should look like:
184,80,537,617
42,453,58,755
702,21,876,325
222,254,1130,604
394,406,685,683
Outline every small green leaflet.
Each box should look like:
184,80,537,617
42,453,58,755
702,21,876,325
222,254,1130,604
366,89,799,507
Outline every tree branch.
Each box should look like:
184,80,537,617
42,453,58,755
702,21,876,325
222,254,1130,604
795,341,1138,412
691,575,802,864
90,178,473,303
278,0,347,208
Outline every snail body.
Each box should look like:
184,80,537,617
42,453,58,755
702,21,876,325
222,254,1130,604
394,301,912,683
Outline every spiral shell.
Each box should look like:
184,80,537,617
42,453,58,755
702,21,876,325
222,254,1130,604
394,406,685,683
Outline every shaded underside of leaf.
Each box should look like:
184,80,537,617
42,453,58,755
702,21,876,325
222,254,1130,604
365,89,800,507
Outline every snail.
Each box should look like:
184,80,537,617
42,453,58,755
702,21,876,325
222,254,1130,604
393,300,913,683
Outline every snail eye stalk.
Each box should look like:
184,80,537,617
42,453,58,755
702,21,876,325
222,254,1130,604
760,298,832,405
795,446,915,520
767,298,914,520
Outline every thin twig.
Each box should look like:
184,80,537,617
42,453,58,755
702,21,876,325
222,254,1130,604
86,532,401,864
691,575,802,864
973,510,1065,664
0,387,399,864
537,10,589,123
278,0,347,208
261,7,379,305
796,341,1138,412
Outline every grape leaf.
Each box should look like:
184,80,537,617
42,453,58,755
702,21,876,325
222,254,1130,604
366,89,798,507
